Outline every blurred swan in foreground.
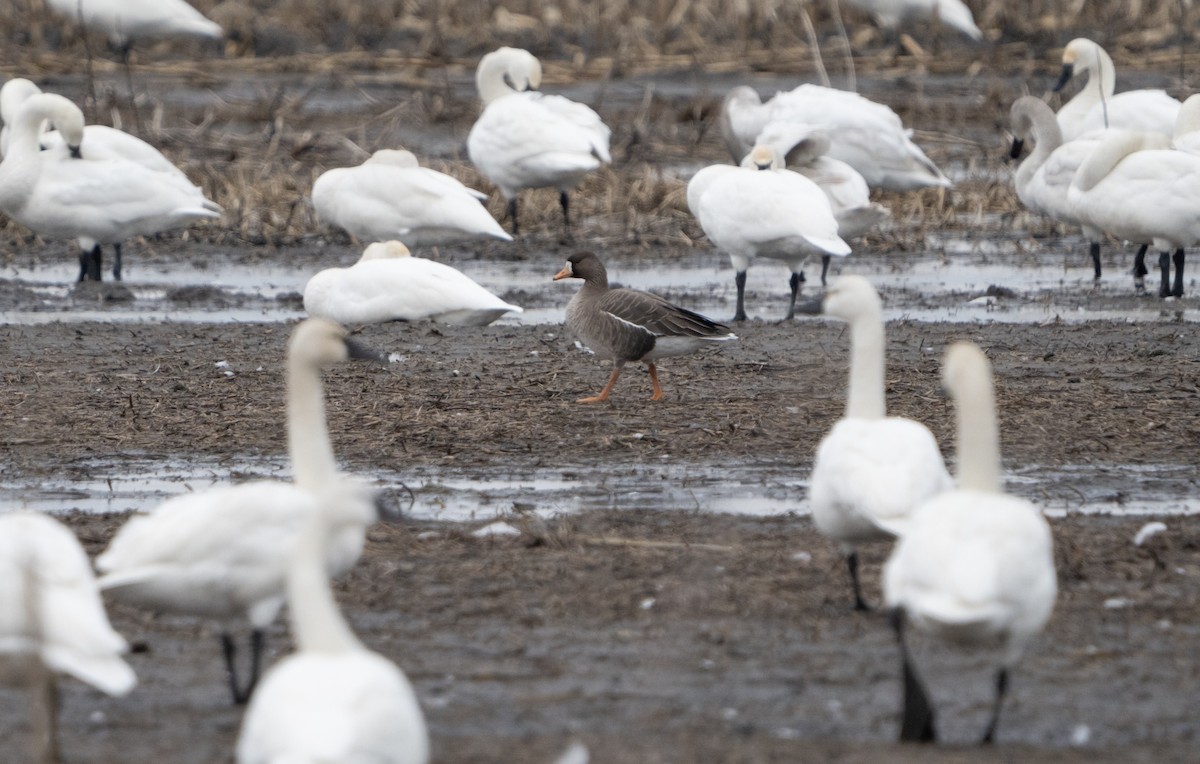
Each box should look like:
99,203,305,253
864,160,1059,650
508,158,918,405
1053,38,1181,142
97,319,381,704
468,47,611,235
311,149,512,247
1,512,136,761
721,84,951,191
236,482,429,764
689,144,850,321
305,240,522,326
0,78,213,280
800,276,951,610
554,251,736,403
885,342,1056,744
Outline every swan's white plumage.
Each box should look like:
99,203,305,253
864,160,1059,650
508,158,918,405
751,122,890,238
304,240,522,327
884,342,1056,667
809,276,951,547
1171,93,1200,155
0,512,136,697
841,0,982,40
467,47,611,201
721,85,950,191
44,0,223,48
0,93,220,255
311,149,511,247
1055,38,1181,142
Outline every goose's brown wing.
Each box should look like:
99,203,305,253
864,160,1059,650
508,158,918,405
600,288,733,339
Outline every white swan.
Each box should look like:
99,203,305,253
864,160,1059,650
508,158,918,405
1068,129,1195,297
1,511,136,761
1171,93,1200,155
0,92,220,281
720,84,951,191
236,484,429,764
0,79,213,280
751,121,891,239
688,144,850,321
467,46,611,235
1053,38,1181,142
800,276,951,610
97,319,380,704
304,240,522,327
311,149,512,247
44,0,222,51
884,342,1056,744
1009,96,1109,280
841,0,982,41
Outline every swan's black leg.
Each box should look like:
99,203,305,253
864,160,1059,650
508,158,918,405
734,270,748,322
559,190,571,229
848,550,871,611
221,632,245,704
1158,251,1172,298
87,245,103,281
1172,248,1185,298
980,666,1009,744
1089,241,1101,281
821,254,832,285
786,271,805,320
112,242,123,281
506,197,519,236
891,608,937,743
1133,244,1149,292
78,248,90,282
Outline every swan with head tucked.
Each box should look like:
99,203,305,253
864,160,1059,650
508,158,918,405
799,276,951,610
1,512,136,759
235,482,429,764
1053,38,1181,142
553,251,737,403
840,0,982,41
311,149,512,247
1067,128,1197,297
44,0,223,51
1008,96,1110,281
0,93,220,282
884,342,1056,744
688,143,850,321
96,319,381,704
304,240,522,327
0,79,214,280
467,46,611,235
721,85,951,191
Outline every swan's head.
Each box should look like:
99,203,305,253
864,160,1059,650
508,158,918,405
815,275,882,322
1055,38,1104,91
743,145,779,171
0,78,43,124
942,341,991,401
1008,96,1060,158
13,92,83,157
359,240,412,263
476,47,542,105
365,149,419,169
288,317,377,369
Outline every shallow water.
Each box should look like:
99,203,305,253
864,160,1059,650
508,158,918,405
2,454,1193,521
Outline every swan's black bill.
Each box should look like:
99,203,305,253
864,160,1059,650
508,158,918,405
1009,137,1024,160
1052,63,1074,92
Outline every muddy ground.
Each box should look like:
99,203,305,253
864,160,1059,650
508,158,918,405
0,28,1199,764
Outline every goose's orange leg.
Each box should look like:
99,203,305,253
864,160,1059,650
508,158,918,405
578,367,622,403
648,363,663,401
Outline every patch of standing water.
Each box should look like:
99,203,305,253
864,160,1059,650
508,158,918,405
0,457,1194,522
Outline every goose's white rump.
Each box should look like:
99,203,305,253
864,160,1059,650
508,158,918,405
311,149,512,247
721,84,951,191
0,512,136,697
304,240,522,327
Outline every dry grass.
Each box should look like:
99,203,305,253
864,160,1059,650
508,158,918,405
0,1,1195,248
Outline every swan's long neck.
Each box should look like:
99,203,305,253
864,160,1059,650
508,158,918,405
954,367,1002,493
845,314,886,420
287,511,362,654
1015,112,1061,197
287,355,339,491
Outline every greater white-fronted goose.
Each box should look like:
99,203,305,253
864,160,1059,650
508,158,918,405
553,251,737,403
